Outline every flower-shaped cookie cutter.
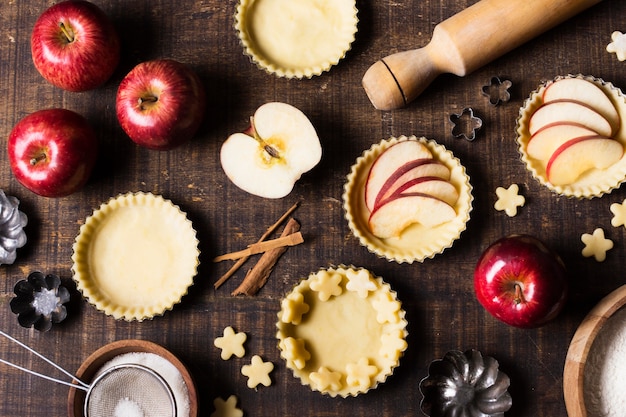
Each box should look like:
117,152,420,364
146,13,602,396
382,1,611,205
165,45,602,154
10,272,71,332
0,190,27,265
420,349,513,417
449,108,483,141
481,76,512,106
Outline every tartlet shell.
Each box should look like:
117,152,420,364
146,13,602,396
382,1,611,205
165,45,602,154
71,192,200,321
276,265,408,398
234,0,358,78
343,136,473,263
516,74,626,198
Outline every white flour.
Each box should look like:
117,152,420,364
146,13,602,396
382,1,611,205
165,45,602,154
97,351,191,417
584,307,626,416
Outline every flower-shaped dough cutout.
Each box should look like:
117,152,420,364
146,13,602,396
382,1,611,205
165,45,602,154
211,395,243,417
279,292,310,324
241,355,274,389
346,357,379,389
380,330,408,360
309,270,343,301
372,292,402,324
214,326,247,360
345,268,377,298
310,367,343,392
610,199,626,228
481,76,512,106
607,31,626,61
494,184,525,217
449,108,482,141
581,228,614,262
279,337,310,370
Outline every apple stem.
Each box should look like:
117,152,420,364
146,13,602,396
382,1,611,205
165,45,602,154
514,283,525,305
138,96,158,110
59,22,75,43
30,153,47,166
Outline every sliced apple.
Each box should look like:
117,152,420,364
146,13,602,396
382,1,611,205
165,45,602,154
528,100,614,137
368,193,457,239
546,136,624,185
364,140,433,211
220,102,321,199
385,176,459,207
543,78,619,134
526,122,599,160
371,159,451,210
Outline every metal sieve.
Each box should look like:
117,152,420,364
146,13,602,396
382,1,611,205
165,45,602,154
0,330,177,417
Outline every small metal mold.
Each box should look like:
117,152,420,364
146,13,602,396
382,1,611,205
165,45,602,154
449,108,483,141
10,272,70,332
482,76,512,106
419,349,513,417
0,190,27,265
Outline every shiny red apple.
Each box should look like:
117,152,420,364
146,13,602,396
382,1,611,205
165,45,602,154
8,109,98,198
474,234,568,328
31,0,120,92
116,59,206,150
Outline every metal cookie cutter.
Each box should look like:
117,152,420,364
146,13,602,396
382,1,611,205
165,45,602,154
449,108,482,141
481,76,512,106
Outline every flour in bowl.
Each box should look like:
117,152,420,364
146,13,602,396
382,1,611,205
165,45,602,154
584,307,626,416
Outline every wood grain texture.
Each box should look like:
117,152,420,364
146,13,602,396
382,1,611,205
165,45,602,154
0,1,625,416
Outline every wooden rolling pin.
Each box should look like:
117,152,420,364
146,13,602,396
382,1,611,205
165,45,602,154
362,0,604,110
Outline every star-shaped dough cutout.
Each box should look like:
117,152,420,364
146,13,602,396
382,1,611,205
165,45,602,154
241,355,274,389
279,292,309,325
345,357,378,389
607,31,626,61
494,184,525,217
214,326,247,360
211,395,243,417
610,198,626,228
309,270,343,301
309,366,343,392
380,330,408,360
278,336,310,370
345,269,377,298
581,228,614,262
371,292,401,324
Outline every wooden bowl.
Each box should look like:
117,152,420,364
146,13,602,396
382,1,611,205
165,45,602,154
67,339,198,417
563,285,626,416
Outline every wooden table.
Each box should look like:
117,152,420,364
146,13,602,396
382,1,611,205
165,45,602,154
1,0,625,415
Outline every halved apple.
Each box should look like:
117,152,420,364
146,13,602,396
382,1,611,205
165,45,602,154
364,140,433,211
526,122,599,161
543,78,619,134
546,136,624,185
370,159,451,210
368,193,457,239
386,176,459,207
220,102,322,199
529,100,614,137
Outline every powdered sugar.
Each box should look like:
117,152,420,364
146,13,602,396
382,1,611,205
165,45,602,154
584,307,626,416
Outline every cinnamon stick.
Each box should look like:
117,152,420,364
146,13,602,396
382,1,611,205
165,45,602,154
232,218,300,296
214,202,299,289
213,232,303,262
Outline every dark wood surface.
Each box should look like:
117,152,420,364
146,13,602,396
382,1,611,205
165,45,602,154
1,0,625,416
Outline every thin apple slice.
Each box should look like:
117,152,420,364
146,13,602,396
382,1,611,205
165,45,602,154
364,141,433,211
368,193,457,239
526,122,600,160
387,177,459,207
529,100,614,137
372,159,451,210
543,78,619,134
546,136,624,185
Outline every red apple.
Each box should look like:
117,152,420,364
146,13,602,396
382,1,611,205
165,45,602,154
31,0,120,92
8,109,98,197
474,234,568,328
116,59,206,150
